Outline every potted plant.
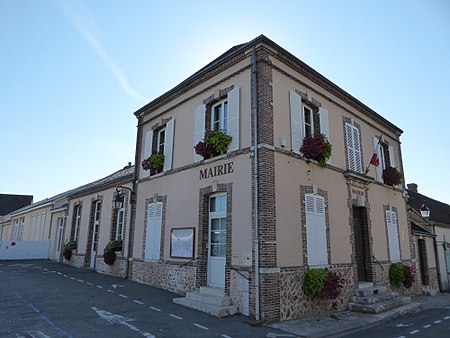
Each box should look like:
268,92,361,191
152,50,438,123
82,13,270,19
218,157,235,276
142,153,165,175
382,166,402,186
62,240,77,261
194,130,232,160
103,240,121,265
300,134,332,167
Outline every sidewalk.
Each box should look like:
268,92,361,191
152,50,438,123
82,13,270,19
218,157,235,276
270,292,450,338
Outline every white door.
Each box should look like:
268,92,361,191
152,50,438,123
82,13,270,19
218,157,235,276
90,201,101,269
55,217,65,260
208,194,227,288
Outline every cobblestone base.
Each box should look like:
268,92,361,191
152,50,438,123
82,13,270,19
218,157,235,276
95,256,127,278
279,266,355,321
131,260,197,294
372,262,423,296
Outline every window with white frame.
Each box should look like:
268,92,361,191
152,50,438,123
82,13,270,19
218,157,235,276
305,193,328,266
212,100,228,133
193,86,240,162
72,204,81,242
373,136,397,182
289,91,330,154
345,122,363,173
386,210,401,262
142,119,175,176
115,204,125,241
145,202,163,260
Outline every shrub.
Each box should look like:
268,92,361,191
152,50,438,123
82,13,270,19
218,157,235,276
389,262,406,287
321,270,343,300
304,268,329,298
403,265,415,288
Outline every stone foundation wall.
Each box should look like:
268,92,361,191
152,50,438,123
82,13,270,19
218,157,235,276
279,266,355,321
427,267,439,291
372,262,423,296
131,260,197,294
229,270,250,315
95,256,127,278
64,254,85,268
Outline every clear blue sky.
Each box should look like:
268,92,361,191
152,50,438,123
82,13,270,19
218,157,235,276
1,0,449,204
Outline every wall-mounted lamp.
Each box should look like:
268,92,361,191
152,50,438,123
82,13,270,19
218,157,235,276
420,204,430,219
113,186,136,209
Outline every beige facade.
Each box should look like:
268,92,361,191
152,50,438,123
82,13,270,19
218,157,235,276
126,36,417,322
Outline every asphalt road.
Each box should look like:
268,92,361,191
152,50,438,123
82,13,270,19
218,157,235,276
0,260,292,338
341,307,450,338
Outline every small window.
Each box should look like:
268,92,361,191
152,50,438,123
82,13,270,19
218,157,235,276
157,128,165,155
72,204,81,242
212,100,228,132
116,207,125,241
303,105,314,138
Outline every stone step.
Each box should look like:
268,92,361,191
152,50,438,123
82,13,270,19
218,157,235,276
373,302,422,320
358,282,374,289
351,291,399,305
349,296,411,314
356,285,387,297
173,297,238,317
199,286,225,297
422,286,438,296
185,292,232,306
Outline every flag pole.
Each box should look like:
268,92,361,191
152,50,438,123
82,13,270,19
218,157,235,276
364,133,383,175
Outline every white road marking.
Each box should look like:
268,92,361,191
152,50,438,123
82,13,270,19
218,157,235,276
111,284,125,288
96,285,103,289
193,323,209,330
86,282,93,285
434,320,442,324
150,306,161,312
222,335,233,338
396,323,412,327
409,330,420,334
423,324,431,328
134,300,144,305
70,277,76,280
169,314,183,320
119,294,128,299
396,336,406,338
78,279,84,283
92,306,155,337
63,275,68,277
445,316,450,320
107,289,114,293
57,272,62,275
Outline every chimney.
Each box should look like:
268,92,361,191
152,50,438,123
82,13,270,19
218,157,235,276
407,183,418,193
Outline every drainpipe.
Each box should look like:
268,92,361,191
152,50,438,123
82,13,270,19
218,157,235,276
432,224,443,291
251,46,260,321
125,119,142,280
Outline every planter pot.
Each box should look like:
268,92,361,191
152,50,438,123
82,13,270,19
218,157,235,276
104,251,116,265
63,250,72,261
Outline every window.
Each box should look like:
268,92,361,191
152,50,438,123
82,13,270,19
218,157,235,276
142,119,175,177
115,203,125,241
345,122,363,173
157,128,165,155
289,91,330,154
31,212,45,241
305,194,328,266
209,194,227,258
303,105,314,138
386,210,401,262
145,202,163,260
12,219,19,241
212,100,228,132
193,87,240,162
72,204,81,242
373,137,397,182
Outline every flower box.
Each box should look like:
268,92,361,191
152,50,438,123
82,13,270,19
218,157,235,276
300,134,332,167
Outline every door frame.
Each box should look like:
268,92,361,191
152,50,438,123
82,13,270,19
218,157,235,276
88,200,101,269
353,206,371,282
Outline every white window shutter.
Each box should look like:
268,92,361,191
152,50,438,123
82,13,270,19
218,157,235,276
142,130,153,178
352,126,362,173
194,104,206,162
345,123,355,171
386,210,401,262
388,145,396,168
227,87,240,152
373,136,383,182
289,91,303,154
305,194,328,266
319,107,329,139
145,202,163,260
319,107,331,164
164,119,175,171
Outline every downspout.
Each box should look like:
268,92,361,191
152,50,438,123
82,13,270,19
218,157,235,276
432,223,443,291
125,117,142,279
251,46,260,321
